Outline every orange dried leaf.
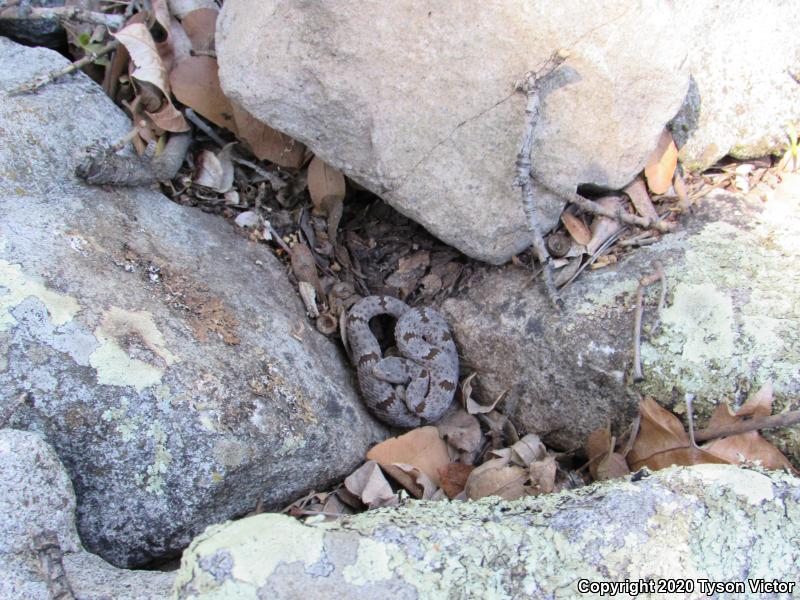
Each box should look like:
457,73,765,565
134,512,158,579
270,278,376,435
438,463,474,499
627,397,689,467
169,55,236,131
528,455,557,494
308,156,346,211
464,456,527,501
343,460,397,509
623,177,658,221
147,101,189,133
644,129,678,195
231,103,306,168
596,453,630,481
631,446,730,471
561,212,591,246
585,426,612,480
366,426,451,487
181,7,218,53
391,464,438,499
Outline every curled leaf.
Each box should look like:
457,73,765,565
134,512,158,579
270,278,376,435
343,461,397,509
644,129,678,195
366,426,451,488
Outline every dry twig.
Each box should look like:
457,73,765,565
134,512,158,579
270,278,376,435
8,39,119,96
0,5,125,29
514,49,570,309
566,192,676,233
32,529,75,600
694,409,800,442
632,261,666,381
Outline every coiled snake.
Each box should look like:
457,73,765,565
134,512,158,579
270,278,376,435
346,295,459,428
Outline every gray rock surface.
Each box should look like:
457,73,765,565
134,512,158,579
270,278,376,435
0,429,174,600
670,0,800,171
0,38,387,567
217,0,689,264
442,176,800,462
173,465,800,599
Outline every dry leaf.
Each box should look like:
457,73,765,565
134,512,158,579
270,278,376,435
628,397,730,471
391,463,438,499
596,453,630,481
673,169,689,211
464,455,527,501
194,150,223,189
170,55,236,131
510,434,547,466
231,103,306,168
343,461,397,509
586,196,624,255
644,129,678,195
460,373,506,415
561,212,591,246
366,426,451,488
115,23,170,96
528,455,557,494
437,408,482,454
152,0,172,36
585,426,612,480
623,177,659,221
702,382,793,470
147,102,190,132
438,463,475,499
290,242,324,299
181,7,218,53
308,156,346,211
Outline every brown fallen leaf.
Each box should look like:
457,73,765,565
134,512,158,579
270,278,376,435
231,103,306,168
308,156,346,211
464,455,528,501
437,408,482,455
528,455,557,494
585,425,612,480
343,461,398,509
623,177,659,221
673,169,690,211
510,433,547,466
290,242,325,300
561,212,591,246
170,55,236,131
194,143,234,192
181,7,218,53
391,463,438,499
628,397,730,471
702,382,793,470
460,372,507,415
438,463,475,499
644,129,678,195
586,196,624,255
366,426,451,488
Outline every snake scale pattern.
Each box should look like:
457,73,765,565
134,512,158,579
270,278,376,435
346,295,459,428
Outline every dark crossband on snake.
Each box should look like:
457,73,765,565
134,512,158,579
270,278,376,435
346,295,459,428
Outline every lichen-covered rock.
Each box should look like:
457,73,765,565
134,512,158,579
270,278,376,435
173,465,800,599
670,0,800,171
0,38,387,567
0,429,174,600
217,0,688,264
441,177,800,462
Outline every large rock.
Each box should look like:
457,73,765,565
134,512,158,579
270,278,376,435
442,175,800,462
173,465,800,598
0,429,174,600
670,1,800,171
0,38,386,567
217,0,689,264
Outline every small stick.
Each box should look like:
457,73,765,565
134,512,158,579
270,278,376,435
184,108,226,147
632,261,667,381
0,6,125,29
567,191,676,233
685,393,699,448
8,39,119,96
515,49,570,308
694,409,800,442
32,529,75,600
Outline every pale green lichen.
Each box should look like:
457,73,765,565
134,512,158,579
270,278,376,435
173,514,324,599
172,466,800,600
145,421,171,495
0,259,80,331
88,307,178,391
101,397,142,442
342,538,395,586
